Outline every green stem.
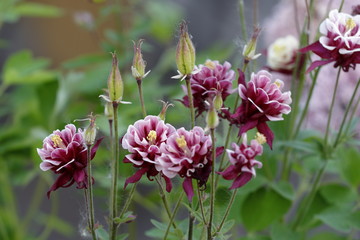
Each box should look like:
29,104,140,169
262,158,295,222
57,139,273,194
137,79,147,117
163,192,184,240
324,69,341,150
87,146,97,240
155,177,177,229
188,201,194,240
119,183,137,218
214,189,238,237
208,129,216,240
196,184,207,225
110,103,119,240
344,92,360,137
185,75,195,128
333,78,360,148
238,0,247,40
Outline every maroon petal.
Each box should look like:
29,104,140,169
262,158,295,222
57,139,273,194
164,176,173,193
183,177,194,202
306,59,333,73
90,137,104,159
237,68,246,86
216,146,224,157
124,167,148,189
230,172,253,189
47,172,73,198
239,120,258,136
73,169,86,184
257,122,274,149
217,165,238,180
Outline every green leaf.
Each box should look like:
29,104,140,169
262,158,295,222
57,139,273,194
315,206,355,233
62,53,108,69
14,3,63,18
270,222,302,240
113,211,136,225
309,232,346,240
241,187,291,231
270,181,295,200
215,186,232,207
95,227,109,240
319,183,356,206
339,147,360,187
2,50,57,85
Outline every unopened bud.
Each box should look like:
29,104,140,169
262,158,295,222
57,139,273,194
131,39,147,79
213,92,223,111
108,52,124,102
243,26,261,62
206,105,219,129
84,113,97,146
158,100,174,121
176,21,196,76
104,102,114,120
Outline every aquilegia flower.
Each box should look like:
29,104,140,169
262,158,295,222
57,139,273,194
218,133,263,189
300,9,360,72
225,70,292,148
157,127,212,201
181,60,235,116
122,115,176,192
267,35,300,74
38,124,102,198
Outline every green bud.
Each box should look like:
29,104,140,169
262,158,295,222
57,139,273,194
104,102,114,120
213,92,223,111
131,39,147,79
108,52,124,102
176,21,196,76
206,106,219,130
84,114,97,146
243,26,261,62
158,100,174,121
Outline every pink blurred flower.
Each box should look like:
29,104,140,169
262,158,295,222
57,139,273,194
300,9,360,72
181,60,235,116
122,116,176,192
218,134,263,189
225,70,291,148
157,126,213,201
38,124,102,198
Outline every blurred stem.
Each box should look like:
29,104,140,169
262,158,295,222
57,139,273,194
155,177,177,229
196,184,207,225
252,0,257,27
339,0,345,11
21,177,47,234
38,192,59,240
185,75,195,128
324,69,341,150
344,91,360,137
214,189,238,237
208,128,216,240
86,146,97,240
119,183,137,218
110,103,119,240
333,78,360,148
0,83,8,97
163,192,184,240
238,0,247,40
188,201,194,240
136,78,147,117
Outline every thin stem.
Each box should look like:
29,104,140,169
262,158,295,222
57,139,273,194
339,0,345,11
136,79,147,117
163,192,184,240
119,183,137,218
238,0,247,40
208,129,216,240
196,184,208,225
188,201,194,240
84,189,91,231
344,92,360,136
214,189,238,237
185,75,195,128
110,103,119,240
333,78,360,148
324,69,341,150
155,177,177,229
86,146,97,240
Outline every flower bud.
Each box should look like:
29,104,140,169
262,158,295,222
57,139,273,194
206,104,219,129
104,102,114,120
108,52,124,102
176,21,196,76
158,100,174,121
213,92,223,111
84,114,97,146
131,39,147,79
243,26,261,63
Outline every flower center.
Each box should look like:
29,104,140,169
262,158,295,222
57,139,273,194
51,134,65,148
346,18,356,31
274,80,282,88
204,60,216,69
273,44,286,54
176,135,187,148
255,132,266,145
146,130,157,145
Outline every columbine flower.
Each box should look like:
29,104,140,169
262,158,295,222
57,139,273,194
157,127,212,201
180,60,235,116
224,70,292,148
267,35,299,74
122,116,176,192
218,134,263,189
300,9,360,72
38,124,102,198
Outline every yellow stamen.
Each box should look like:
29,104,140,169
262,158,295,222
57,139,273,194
147,130,157,144
255,132,266,145
51,134,64,148
346,18,356,31
273,44,286,53
274,80,282,88
176,135,187,149
204,60,216,69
